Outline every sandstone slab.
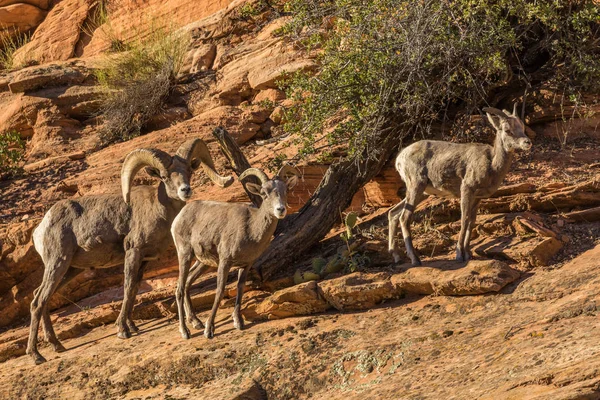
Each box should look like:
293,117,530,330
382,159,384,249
183,43,217,73
8,62,91,93
392,259,520,296
13,0,92,66
251,281,330,320
194,105,260,144
318,272,396,311
474,236,562,268
0,3,47,38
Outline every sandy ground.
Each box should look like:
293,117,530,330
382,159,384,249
1,241,600,399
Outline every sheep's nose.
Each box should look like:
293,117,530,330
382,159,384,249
276,206,286,213
180,185,192,196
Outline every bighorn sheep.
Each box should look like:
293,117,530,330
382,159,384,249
388,104,532,266
27,139,233,364
171,165,300,339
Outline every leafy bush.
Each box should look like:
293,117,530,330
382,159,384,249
0,131,25,178
281,0,600,160
95,25,189,144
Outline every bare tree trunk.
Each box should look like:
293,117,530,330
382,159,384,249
256,128,401,280
213,126,401,280
212,127,262,207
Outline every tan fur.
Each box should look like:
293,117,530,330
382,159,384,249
388,106,532,266
171,168,299,340
26,139,232,365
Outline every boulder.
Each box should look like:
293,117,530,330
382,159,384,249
248,58,316,90
392,259,520,295
194,105,260,144
253,88,285,104
27,105,83,160
318,272,397,311
26,84,105,118
0,93,50,138
0,220,40,327
215,37,314,99
0,1,49,8
250,281,330,320
184,43,217,73
0,3,47,39
12,0,92,65
269,106,284,124
8,62,91,93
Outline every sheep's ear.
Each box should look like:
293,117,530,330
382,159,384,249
246,183,263,196
145,167,162,179
486,113,501,130
286,175,298,189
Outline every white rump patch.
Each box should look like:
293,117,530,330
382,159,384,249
33,210,52,262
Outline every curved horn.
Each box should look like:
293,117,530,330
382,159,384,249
121,148,171,204
277,164,301,180
482,107,509,119
239,168,269,185
176,139,234,188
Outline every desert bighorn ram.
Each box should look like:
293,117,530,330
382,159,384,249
388,104,532,266
27,139,233,364
171,165,300,339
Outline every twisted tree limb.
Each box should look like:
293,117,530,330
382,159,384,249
212,126,262,207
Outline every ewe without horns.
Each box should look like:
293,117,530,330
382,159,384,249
388,103,532,266
27,139,233,365
171,164,301,340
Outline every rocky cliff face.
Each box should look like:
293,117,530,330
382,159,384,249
0,2,599,398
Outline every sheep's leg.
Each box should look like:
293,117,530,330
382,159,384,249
126,261,148,334
232,266,251,330
41,267,84,353
388,199,406,263
175,250,193,340
456,187,475,262
184,261,209,330
205,259,231,339
462,199,481,262
116,248,142,339
27,259,70,365
399,186,426,266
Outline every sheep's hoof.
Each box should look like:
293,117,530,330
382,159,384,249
233,315,244,330
180,327,191,340
204,326,214,339
29,352,47,365
409,255,422,266
116,330,131,340
52,343,66,353
455,252,465,262
388,249,402,264
189,319,203,330
127,322,140,333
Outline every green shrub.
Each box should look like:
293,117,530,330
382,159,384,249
95,25,189,145
0,130,25,178
280,0,600,160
